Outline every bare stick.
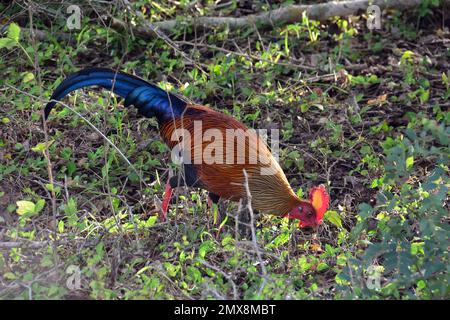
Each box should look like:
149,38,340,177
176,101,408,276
112,0,449,35
0,241,51,249
242,169,268,296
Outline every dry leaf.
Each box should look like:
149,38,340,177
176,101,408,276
367,94,387,105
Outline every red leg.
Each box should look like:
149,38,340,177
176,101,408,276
160,182,172,221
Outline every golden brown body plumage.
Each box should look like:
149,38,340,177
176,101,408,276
159,104,302,216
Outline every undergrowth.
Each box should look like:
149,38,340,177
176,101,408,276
0,1,448,299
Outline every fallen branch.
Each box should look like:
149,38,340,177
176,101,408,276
110,0,450,37
5,0,446,44
0,241,51,249
0,24,73,43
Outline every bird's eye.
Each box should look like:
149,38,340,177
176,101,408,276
298,206,303,212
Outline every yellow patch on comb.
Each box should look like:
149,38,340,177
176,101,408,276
309,185,329,221
311,192,323,211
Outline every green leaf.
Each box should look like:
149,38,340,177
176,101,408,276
163,262,178,277
145,216,157,227
32,143,46,152
212,204,219,224
401,50,414,62
0,37,16,49
416,280,426,290
67,161,76,176
358,203,373,219
135,266,151,276
186,266,202,282
31,140,53,153
300,103,309,112
419,90,429,104
442,72,449,85
22,72,35,83
406,156,414,169
34,199,45,214
7,23,21,42
325,210,342,228
4,272,17,280
58,220,64,233
198,240,215,259
316,262,329,271
64,198,77,216
16,200,35,216
272,231,290,247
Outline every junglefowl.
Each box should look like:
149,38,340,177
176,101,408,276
45,68,329,228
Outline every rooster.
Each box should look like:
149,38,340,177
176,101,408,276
45,68,329,228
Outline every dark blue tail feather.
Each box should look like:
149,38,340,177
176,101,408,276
44,68,187,123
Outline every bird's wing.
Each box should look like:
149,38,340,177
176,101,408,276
159,105,293,206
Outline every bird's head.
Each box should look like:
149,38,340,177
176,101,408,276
285,185,329,229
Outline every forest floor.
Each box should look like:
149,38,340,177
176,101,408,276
0,1,448,299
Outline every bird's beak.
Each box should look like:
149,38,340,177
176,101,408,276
312,225,319,233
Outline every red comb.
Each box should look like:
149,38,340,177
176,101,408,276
309,185,329,222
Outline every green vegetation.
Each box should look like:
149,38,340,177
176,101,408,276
0,1,448,300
